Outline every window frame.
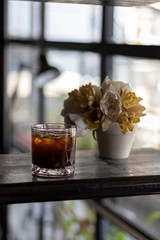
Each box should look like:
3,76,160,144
1,2,160,152
1,2,160,240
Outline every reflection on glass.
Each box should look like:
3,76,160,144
113,6,160,45
45,3,102,42
112,55,160,148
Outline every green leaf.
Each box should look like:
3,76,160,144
147,211,160,225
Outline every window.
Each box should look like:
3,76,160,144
7,1,41,39
1,1,160,240
112,55,160,147
45,3,102,42
7,1,102,152
113,5,160,45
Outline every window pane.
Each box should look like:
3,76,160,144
111,55,160,148
43,50,100,149
8,200,96,240
110,195,160,239
97,213,136,240
7,1,41,39
112,5,160,45
45,3,102,42
44,50,100,120
7,44,39,151
7,46,100,151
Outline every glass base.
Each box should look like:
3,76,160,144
32,164,75,178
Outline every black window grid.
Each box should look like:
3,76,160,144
1,1,160,153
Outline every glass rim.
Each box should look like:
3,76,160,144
31,123,76,131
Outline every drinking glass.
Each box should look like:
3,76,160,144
31,123,76,177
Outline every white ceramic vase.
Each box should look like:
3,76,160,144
96,122,137,159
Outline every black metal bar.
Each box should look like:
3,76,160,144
104,6,113,79
6,39,160,60
38,4,45,240
0,205,8,240
100,6,107,83
0,0,5,154
95,200,104,240
89,200,160,240
100,6,114,82
0,1,9,239
0,1,10,154
38,88,45,123
39,203,45,240
97,6,110,238
37,0,46,123
97,6,114,238
40,0,45,49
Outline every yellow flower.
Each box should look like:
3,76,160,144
121,89,145,116
69,83,96,108
83,107,105,130
118,90,146,133
118,112,140,134
62,78,146,136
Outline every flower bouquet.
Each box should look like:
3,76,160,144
61,77,146,158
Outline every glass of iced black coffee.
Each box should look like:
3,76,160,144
31,123,76,177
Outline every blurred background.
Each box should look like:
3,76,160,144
1,1,160,239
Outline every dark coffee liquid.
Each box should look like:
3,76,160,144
32,134,76,169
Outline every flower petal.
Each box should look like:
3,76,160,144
102,76,130,95
100,90,122,122
69,113,90,137
93,85,102,104
61,97,82,118
101,117,111,131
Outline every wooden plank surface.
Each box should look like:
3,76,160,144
0,148,160,204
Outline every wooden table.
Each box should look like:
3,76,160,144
0,148,160,204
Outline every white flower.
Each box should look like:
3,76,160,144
61,97,90,137
100,90,122,122
69,113,90,137
101,117,111,131
93,85,102,105
102,76,130,95
61,77,146,136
